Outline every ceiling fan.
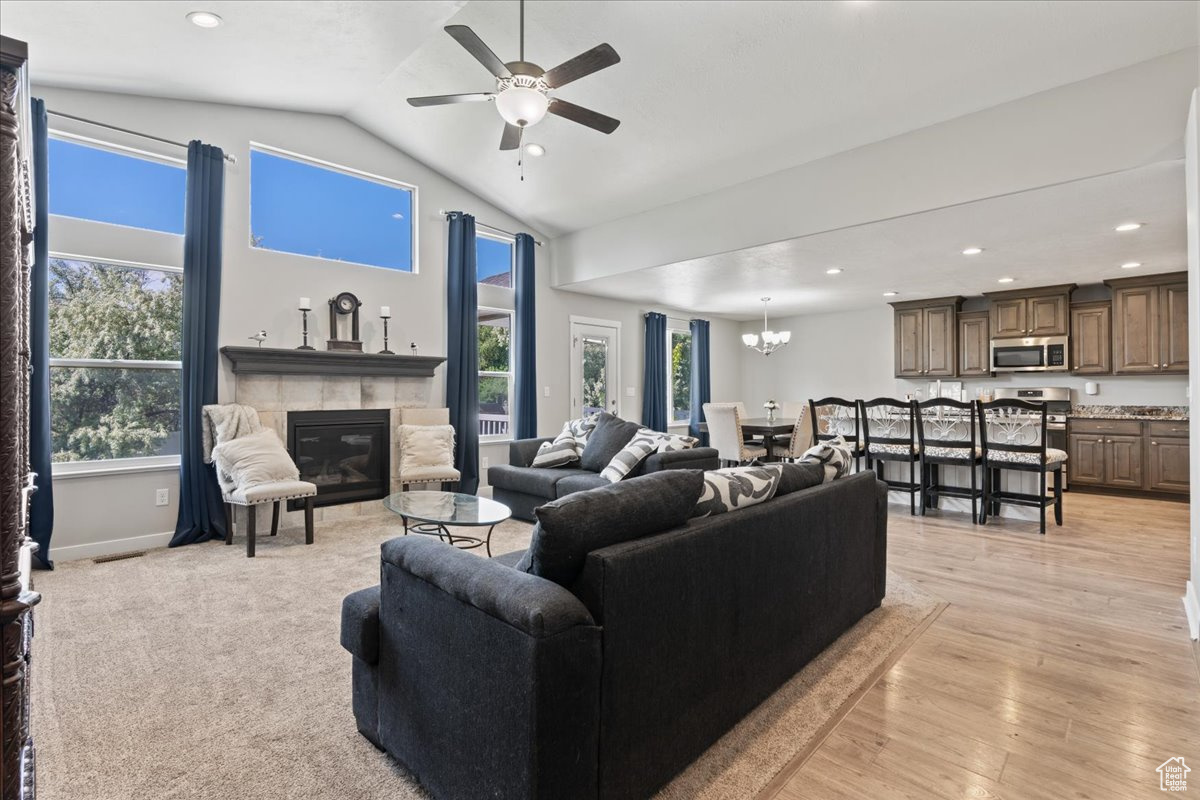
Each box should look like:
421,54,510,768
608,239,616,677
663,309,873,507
407,0,621,151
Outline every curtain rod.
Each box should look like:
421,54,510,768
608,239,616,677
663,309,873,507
438,209,543,246
46,109,237,164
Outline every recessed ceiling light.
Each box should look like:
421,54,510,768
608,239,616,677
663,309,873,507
882,291,898,297
1114,222,1143,232
825,268,843,275
997,277,1015,284
962,247,984,256
523,143,546,157
1121,261,1142,269
187,10,223,28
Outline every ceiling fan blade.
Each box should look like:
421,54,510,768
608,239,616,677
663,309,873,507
500,124,522,151
543,43,620,89
407,93,494,107
445,25,511,79
548,99,620,134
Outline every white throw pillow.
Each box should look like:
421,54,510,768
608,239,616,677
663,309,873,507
799,436,853,481
692,465,783,517
656,432,699,453
399,424,455,473
211,429,299,489
600,430,661,482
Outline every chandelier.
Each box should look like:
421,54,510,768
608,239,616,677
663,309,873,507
742,297,791,356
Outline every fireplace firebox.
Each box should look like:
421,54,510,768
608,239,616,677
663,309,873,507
286,409,390,510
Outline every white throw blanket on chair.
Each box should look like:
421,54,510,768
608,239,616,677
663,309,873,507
202,404,264,493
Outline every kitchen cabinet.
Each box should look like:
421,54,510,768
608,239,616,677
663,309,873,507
1068,418,1188,495
983,285,1073,338
1105,272,1188,375
1148,421,1190,493
1070,302,1111,374
890,297,962,378
957,311,990,377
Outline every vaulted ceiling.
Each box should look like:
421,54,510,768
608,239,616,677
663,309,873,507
3,0,1196,238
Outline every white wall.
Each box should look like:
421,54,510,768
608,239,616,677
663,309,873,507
37,86,744,558
1185,89,1200,640
553,49,1198,288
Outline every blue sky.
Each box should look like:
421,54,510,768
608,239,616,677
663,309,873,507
49,138,185,234
476,235,513,283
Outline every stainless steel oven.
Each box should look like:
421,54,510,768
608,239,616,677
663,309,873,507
990,335,1069,372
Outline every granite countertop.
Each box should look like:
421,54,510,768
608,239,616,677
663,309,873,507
1069,405,1189,422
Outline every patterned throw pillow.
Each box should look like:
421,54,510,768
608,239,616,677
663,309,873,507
692,465,783,517
656,432,699,453
799,435,853,481
531,417,598,468
600,430,662,482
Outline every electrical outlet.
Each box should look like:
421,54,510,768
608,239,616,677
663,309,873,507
543,386,550,397
155,488,169,507
482,456,490,470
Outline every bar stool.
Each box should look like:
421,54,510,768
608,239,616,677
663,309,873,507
809,397,866,471
978,399,1066,534
916,398,985,523
859,398,921,515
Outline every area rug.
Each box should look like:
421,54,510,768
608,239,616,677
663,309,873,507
31,514,942,800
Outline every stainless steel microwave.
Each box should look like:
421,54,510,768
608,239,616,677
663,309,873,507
990,335,1069,372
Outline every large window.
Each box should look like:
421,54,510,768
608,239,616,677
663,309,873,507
477,232,514,288
48,136,186,233
250,145,415,272
49,257,183,463
668,328,692,425
478,309,513,440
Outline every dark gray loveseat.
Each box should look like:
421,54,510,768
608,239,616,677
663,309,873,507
488,435,719,521
341,468,888,799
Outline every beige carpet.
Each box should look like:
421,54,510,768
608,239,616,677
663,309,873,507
31,513,941,800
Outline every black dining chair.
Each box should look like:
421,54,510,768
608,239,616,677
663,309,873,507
809,397,866,471
859,398,921,515
978,399,1066,534
916,398,985,523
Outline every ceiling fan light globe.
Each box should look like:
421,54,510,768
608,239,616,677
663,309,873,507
742,333,759,347
496,86,549,128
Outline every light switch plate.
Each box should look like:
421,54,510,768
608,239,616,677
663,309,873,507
544,386,550,397
625,387,635,397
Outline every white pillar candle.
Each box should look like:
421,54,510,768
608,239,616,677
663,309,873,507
380,306,391,317
299,297,311,310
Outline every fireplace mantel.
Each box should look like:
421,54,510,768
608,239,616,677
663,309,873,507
221,346,445,378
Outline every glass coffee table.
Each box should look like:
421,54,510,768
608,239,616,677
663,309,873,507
383,491,512,557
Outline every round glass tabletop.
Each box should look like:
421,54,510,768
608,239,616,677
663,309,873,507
383,491,512,527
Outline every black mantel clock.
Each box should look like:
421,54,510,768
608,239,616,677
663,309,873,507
326,291,363,352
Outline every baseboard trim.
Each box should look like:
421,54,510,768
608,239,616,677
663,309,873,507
52,531,175,563
1184,581,1200,640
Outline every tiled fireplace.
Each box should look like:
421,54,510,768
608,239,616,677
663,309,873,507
229,372,434,531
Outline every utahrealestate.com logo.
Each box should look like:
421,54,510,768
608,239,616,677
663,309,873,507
1158,757,1190,792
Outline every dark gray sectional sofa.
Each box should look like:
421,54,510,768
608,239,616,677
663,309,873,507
341,467,888,800
488,435,720,521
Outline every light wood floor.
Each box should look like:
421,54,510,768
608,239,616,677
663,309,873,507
771,491,1199,800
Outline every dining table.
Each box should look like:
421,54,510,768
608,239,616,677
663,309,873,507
697,417,797,460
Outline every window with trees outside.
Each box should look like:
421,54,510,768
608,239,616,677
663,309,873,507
478,309,512,440
668,328,692,425
249,145,416,272
49,257,183,463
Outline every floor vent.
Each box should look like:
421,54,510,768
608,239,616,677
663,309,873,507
92,551,146,564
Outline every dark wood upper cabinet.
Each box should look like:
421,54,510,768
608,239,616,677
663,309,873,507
1105,272,1187,375
890,297,962,378
1070,302,1110,374
983,285,1073,338
957,311,990,377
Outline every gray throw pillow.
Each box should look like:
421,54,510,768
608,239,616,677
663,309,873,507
521,469,705,587
776,462,825,496
579,412,642,473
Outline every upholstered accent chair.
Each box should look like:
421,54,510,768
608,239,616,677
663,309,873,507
809,397,866,471
978,399,1066,534
781,404,813,461
859,398,922,515
397,407,461,491
703,402,767,466
916,398,985,522
202,403,316,558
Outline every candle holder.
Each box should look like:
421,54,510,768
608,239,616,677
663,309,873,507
297,306,315,350
379,315,395,355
